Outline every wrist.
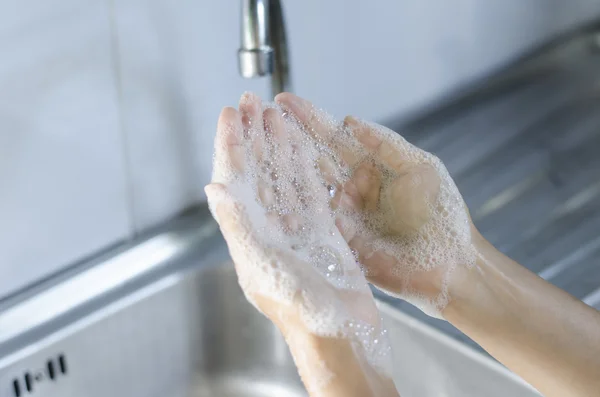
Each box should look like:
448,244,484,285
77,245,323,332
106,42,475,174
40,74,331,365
287,330,399,397
443,228,507,321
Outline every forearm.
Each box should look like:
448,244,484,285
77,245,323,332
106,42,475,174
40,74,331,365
444,231,600,397
254,292,399,397
283,329,399,397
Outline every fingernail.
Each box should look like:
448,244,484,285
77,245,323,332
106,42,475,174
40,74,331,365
240,91,259,104
343,115,359,127
274,92,292,104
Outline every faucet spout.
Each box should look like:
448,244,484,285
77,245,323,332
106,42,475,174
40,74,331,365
239,0,291,98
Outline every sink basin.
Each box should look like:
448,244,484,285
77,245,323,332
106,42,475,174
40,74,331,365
185,264,305,397
0,210,539,397
178,263,539,397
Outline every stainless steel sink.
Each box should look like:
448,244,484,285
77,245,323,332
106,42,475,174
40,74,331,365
0,209,539,397
184,264,305,397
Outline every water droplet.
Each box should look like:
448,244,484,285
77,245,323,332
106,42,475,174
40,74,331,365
327,264,336,272
327,184,336,198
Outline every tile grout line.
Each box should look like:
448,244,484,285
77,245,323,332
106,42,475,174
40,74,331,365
107,0,137,239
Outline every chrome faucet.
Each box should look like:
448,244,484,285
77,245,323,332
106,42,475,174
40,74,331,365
238,0,291,99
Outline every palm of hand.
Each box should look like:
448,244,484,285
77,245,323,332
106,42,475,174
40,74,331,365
275,93,476,317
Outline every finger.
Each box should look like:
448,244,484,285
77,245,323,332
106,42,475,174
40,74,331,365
317,156,344,209
258,179,276,207
296,169,330,214
263,107,290,152
347,236,401,294
277,93,360,213
263,107,306,233
344,116,382,150
335,217,357,243
340,145,362,168
344,116,413,173
353,162,381,212
215,107,245,174
266,211,280,227
275,92,337,143
364,251,401,294
239,92,262,134
263,107,299,208
239,92,264,162
281,213,301,233
287,130,333,211
317,156,338,184
332,179,363,211
314,155,342,209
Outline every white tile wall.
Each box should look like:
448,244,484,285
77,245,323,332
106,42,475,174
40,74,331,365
2,0,600,297
0,1,130,298
285,0,600,121
111,0,268,231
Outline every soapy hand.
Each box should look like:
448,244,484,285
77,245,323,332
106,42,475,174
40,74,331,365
275,93,477,318
205,93,397,396
207,92,600,397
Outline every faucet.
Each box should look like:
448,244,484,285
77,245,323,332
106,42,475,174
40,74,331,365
238,0,291,99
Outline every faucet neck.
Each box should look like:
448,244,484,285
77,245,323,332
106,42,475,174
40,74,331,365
238,0,291,99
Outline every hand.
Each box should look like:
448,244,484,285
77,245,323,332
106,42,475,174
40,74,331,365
206,93,398,396
276,93,600,397
275,93,477,318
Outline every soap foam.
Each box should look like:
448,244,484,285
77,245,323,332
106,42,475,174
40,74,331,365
210,98,475,388
292,110,476,318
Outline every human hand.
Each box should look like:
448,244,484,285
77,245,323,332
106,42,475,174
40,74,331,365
275,93,477,318
205,93,397,396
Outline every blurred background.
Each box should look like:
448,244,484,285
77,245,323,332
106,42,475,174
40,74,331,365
1,1,600,396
